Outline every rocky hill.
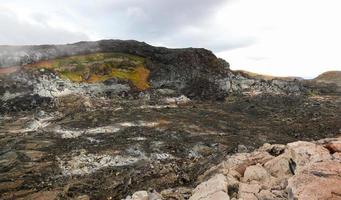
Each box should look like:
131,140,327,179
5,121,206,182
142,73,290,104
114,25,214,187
1,40,340,199
0,40,307,110
314,71,341,86
300,71,341,95
234,70,303,81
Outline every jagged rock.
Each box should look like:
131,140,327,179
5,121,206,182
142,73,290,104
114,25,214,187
257,189,276,200
24,191,60,200
261,143,286,157
0,151,18,172
238,192,258,200
286,141,332,172
204,191,230,200
333,152,341,161
19,150,45,161
0,40,309,108
287,160,341,200
238,182,261,194
189,174,229,200
242,164,270,183
148,191,163,200
324,141,341,153
160,187,192,200
125,191,162,200
131,191,149,200
264,156,291,178
0,180,24,191
237,144,249,153
75,195,90,200
191,137,341,200
164,95,191,105
234,152,273,176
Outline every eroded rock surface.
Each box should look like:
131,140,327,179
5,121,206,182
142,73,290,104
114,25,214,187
124,136,341,200
1,40,341,199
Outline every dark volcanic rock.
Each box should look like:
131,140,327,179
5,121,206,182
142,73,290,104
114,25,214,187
0,40,340,199
0,94,53,113
0,40,310,103
0,40,232,99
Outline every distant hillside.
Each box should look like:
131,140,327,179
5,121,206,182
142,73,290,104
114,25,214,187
314,71,341,86
234,70,303,81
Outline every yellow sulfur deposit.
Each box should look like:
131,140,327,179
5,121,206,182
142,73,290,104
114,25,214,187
25,53,150,90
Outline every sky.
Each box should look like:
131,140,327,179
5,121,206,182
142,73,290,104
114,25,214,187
0,0,340,78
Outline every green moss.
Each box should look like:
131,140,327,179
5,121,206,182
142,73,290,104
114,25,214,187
25,53,150,90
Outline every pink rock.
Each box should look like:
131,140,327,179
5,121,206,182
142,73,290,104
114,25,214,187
238,183,260,194
325,141,341,153
131,191,149,200
242,164,270,183
287,141,331,169
287,160,341,200
333,152,341,161
238,192,258,200
205,191,230,200
264,156,292,178
256,190,276,200
190,174,228,200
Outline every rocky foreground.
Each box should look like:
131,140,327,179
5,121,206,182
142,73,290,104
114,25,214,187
126,136,341,200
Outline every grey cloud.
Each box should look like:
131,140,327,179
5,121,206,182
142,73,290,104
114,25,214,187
72,0,255,51
72,0,227,36
0,9,89,45
157,31,257,52
0,0,256,52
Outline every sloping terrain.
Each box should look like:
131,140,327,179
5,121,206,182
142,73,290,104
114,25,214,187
302,71,341,95
234,70,303,81
0,40,340,199
314,71,341,86
0,40,307,103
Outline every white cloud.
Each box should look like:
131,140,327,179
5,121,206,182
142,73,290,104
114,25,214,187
0,0,340,77
216,0,341,78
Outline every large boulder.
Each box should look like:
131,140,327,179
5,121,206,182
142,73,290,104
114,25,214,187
287,160,341,200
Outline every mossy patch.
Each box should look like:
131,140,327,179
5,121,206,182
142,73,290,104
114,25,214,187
25,53,150,90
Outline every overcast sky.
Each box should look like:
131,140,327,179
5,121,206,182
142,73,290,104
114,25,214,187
1,0,340,78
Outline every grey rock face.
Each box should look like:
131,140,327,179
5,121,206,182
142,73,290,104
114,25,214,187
0,39,308,106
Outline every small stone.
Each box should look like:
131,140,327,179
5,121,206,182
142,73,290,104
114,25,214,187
132,191,149,200
243,164,270,182
148,191,162,200
264,156,291,178
190,174,228,200
237,145,248,153
0,180,24,191
257,190,276,200
161,187,192,199
265,144,286,156
0,151,18,172
332,152,341,161
20,150,45,161
75,195,90,200
24,140,53,150
25,191,60,200
206,191,230,200
238,183,261,194
238,192,258,200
